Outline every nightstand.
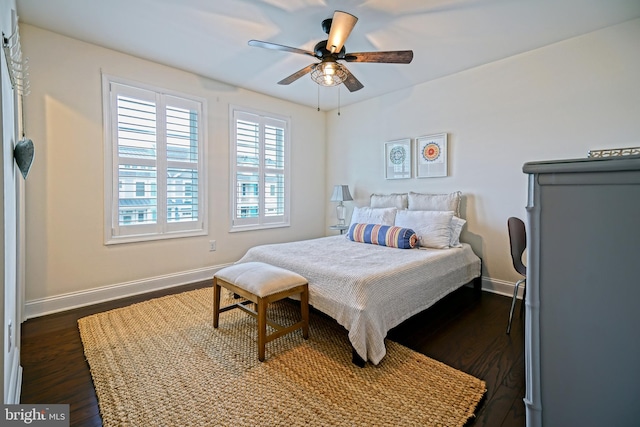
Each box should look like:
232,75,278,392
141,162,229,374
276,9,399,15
329,225,349,235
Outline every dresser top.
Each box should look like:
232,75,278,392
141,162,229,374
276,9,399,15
523,154,640,174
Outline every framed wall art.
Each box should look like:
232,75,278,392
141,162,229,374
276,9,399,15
416,133,448,178
385,139,412,179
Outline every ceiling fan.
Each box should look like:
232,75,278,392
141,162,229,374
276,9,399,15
248,10,413,92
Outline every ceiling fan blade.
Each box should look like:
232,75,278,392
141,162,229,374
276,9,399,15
326,11,358,54
248,40,317,58
344,50,414,64
277,64,316,85
342,67,364,92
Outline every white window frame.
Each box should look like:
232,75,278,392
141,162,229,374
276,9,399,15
103,74,207,244
230,105,290,232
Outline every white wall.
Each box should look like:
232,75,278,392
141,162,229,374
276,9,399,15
20,24,327,316
326,18,640,291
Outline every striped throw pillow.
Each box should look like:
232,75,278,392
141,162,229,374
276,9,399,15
347,223,418,249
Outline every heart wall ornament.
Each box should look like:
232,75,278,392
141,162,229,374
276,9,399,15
14,138,35,179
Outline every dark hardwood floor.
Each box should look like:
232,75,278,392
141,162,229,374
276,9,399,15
20,282,525,427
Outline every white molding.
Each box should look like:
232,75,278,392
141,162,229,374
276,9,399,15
23,263,233,319
479,276,525,299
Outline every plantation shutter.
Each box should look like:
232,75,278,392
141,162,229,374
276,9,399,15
114,86,159,236
165,96,200,226
107,79,205,242
231,108,289,229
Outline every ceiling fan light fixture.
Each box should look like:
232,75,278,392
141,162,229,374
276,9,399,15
311,61,347,87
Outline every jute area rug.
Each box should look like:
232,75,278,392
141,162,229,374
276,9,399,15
78,288,486,426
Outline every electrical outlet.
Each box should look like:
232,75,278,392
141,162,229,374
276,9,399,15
209,240,217,251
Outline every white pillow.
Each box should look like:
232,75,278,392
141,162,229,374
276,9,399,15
370,193,408,209
395,210,454,249
349,207,397,227
449,216,466,248
408,191,461,217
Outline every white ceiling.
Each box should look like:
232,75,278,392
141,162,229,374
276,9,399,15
16,0,640,111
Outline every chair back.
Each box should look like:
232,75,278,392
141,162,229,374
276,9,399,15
507,217,527,276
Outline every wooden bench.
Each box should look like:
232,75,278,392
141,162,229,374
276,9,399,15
213,262,309,361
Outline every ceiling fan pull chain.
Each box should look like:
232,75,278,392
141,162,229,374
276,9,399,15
317,84,320,112
338,86,341,116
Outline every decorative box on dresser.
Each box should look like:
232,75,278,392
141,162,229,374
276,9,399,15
522,155,640,427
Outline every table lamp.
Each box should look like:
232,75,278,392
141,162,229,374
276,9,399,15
330,185,353,226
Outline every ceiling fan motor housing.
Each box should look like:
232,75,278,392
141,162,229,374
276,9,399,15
314,40,346,59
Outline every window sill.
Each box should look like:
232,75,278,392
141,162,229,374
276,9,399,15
229,222,290,233
105,229,208,245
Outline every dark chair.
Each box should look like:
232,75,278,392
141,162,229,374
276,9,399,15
506,217,526,334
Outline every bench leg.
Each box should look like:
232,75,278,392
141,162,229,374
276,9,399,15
213,277,221,328
301,288,309,340
257,298,267,362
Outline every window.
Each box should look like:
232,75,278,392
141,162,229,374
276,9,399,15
230,106,290,230
103,76,207,243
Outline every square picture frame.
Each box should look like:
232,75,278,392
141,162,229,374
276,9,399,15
416,133,448,178
385,138,412,179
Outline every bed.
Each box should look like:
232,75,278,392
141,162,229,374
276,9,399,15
236,191,481,365
237,235,481,365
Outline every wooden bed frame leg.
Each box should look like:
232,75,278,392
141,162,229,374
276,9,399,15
352,348,366,368
473,275,482,293
473,260,483,295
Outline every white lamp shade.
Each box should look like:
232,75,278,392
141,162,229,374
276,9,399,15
330,185,353,202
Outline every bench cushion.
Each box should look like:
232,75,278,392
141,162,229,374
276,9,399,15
215,262,307,297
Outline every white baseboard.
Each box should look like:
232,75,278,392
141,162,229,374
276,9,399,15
480,276,525,299
23,263,233,320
